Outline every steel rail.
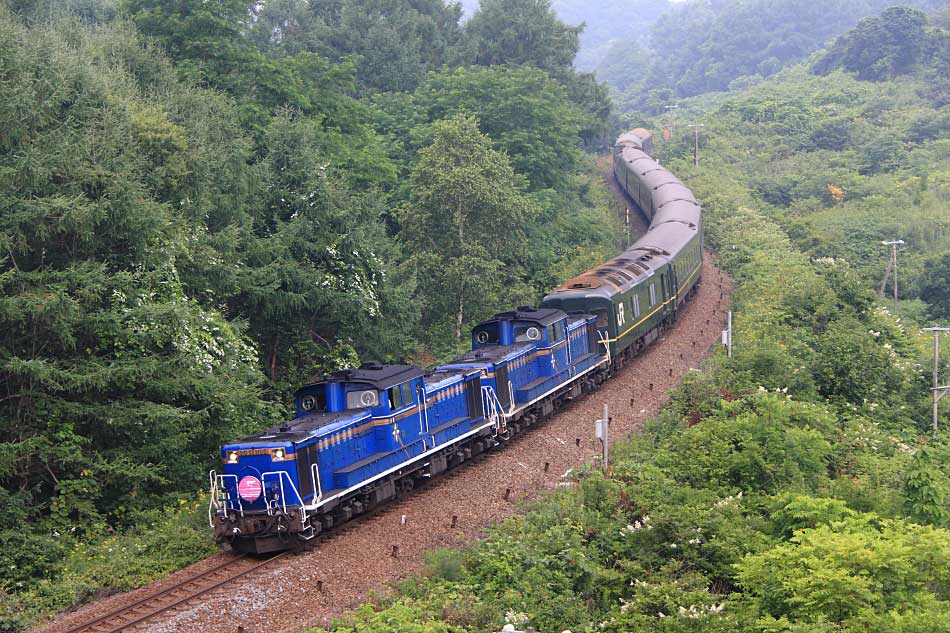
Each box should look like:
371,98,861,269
62,552,288,633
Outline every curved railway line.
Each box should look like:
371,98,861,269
40,154,734,632
48,453,498,633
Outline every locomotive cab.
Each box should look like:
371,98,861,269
442,307,602,419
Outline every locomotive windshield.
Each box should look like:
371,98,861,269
513,323,542,342
345,387,380,409
299,387,327,413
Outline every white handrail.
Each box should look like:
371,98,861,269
418,385,429,434
209,472,244,526
481,385,508,433
262,470,309,521
208,470,218,528
598,329,612,365
311,462,323,504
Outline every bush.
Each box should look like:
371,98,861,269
11,494,215,629
736,517,950,626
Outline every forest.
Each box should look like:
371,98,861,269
1,0,948,631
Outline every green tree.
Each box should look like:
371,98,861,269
324,0,463,94
811,317,907,403
736,517,950,625
465,0,580,74
815,6,930,80
414,66,584,190
399,114,539,343
236,111,413,391
255,0,464,94
904,444,948,527
0,11,266,555
920,252,950,320
462,0,613,147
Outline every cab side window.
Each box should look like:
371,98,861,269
473,324,499,345
388,386,404,409
400,382,414,406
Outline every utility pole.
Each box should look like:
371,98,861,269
721,310,733,357
664,104,679,140
879,240,904,310
594,403,609,471
688,123,705,166
922,326,949,433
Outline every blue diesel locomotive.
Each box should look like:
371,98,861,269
210,309,605,553
209,128,703,553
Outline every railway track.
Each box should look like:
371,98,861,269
46,260,730,633
57,452,492,633
61,552,289,633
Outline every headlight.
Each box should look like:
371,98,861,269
271,448,289,461
227,451,239,464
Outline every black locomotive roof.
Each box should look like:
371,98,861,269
447,342,533,364
235,409,367,443
304,363,424,390
486,306,565,326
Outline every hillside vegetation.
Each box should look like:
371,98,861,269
611,0,946,113
2,1,948,631
302,9,950,633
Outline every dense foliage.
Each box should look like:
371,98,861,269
0,0,620,627
814,5,949,86
609,0,946,113
4,0,949,630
